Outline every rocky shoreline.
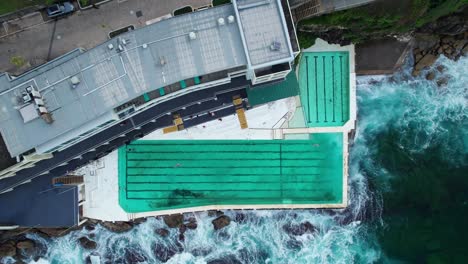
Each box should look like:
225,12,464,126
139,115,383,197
300,6,467,79
0,210,320,263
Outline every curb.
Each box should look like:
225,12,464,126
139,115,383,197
77,0,113,10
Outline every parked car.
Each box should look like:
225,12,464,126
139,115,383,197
46,2,75,18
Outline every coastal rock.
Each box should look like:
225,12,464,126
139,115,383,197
463,44,468,55
414,34,439,50
16,239,34,250
418,14,468,35
185,218,197,230
124,248,147,263
207,210,224,217
35,228,72,237
78,237,97,250
413,54,437,76
153,242,182,262
155,228,170,237
425,71,436,81
283,221,317,236
0,240,16,258
436,77,448,87
100,221,133,233
185,222,197,230
212,215,231,230
163,214,184,228
436,65,446,73
132,218,147,225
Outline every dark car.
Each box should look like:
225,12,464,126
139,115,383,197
46,2,75,18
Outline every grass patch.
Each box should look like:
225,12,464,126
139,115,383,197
10,56,26,68
79,0,90,7
212,0,231,6
297,31,316,49
173,6,193,16
298,0,468,43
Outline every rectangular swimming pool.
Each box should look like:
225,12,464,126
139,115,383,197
119,134,344,213
299,52,350,127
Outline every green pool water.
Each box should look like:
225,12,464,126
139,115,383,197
118,134,344,213
299,52,350,127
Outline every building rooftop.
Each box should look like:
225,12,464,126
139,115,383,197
0,1,294,158
235,0,293,67
119,135,344,213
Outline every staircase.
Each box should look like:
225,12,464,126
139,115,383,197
292,0,321,21
52,175,84,185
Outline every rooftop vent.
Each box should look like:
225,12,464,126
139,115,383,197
270,41,281,51
189,31,197,40
227,15,235,24
142,43,148,49
107,43,114,50
217,18,225,26
21,92,32,104
70,76,80,88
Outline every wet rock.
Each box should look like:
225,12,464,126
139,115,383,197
462,44,468,55
207,210,224,217
84,224,95,231
283,221,317,236
445,47,453,55
16,239,36,257
415,53,423,62
436,65,446,73
414,34,439,50
132,217,147,225
436,77,448,87
185,221,197,230
453,39,466,51
425,71,436,81
155,228,170,237
163,214,184,228
207,254,242,264
16,239,34,250
100,221,133,233
35,228,72,237
418,14,468,36
212,215,231,230
78,237,97,250
153,242,182,263
124,248,147,263
178,233,185,242
0,240,16,258
413,54,437,76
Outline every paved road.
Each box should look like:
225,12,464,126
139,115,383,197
0,0,212,75
0,77,249,227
